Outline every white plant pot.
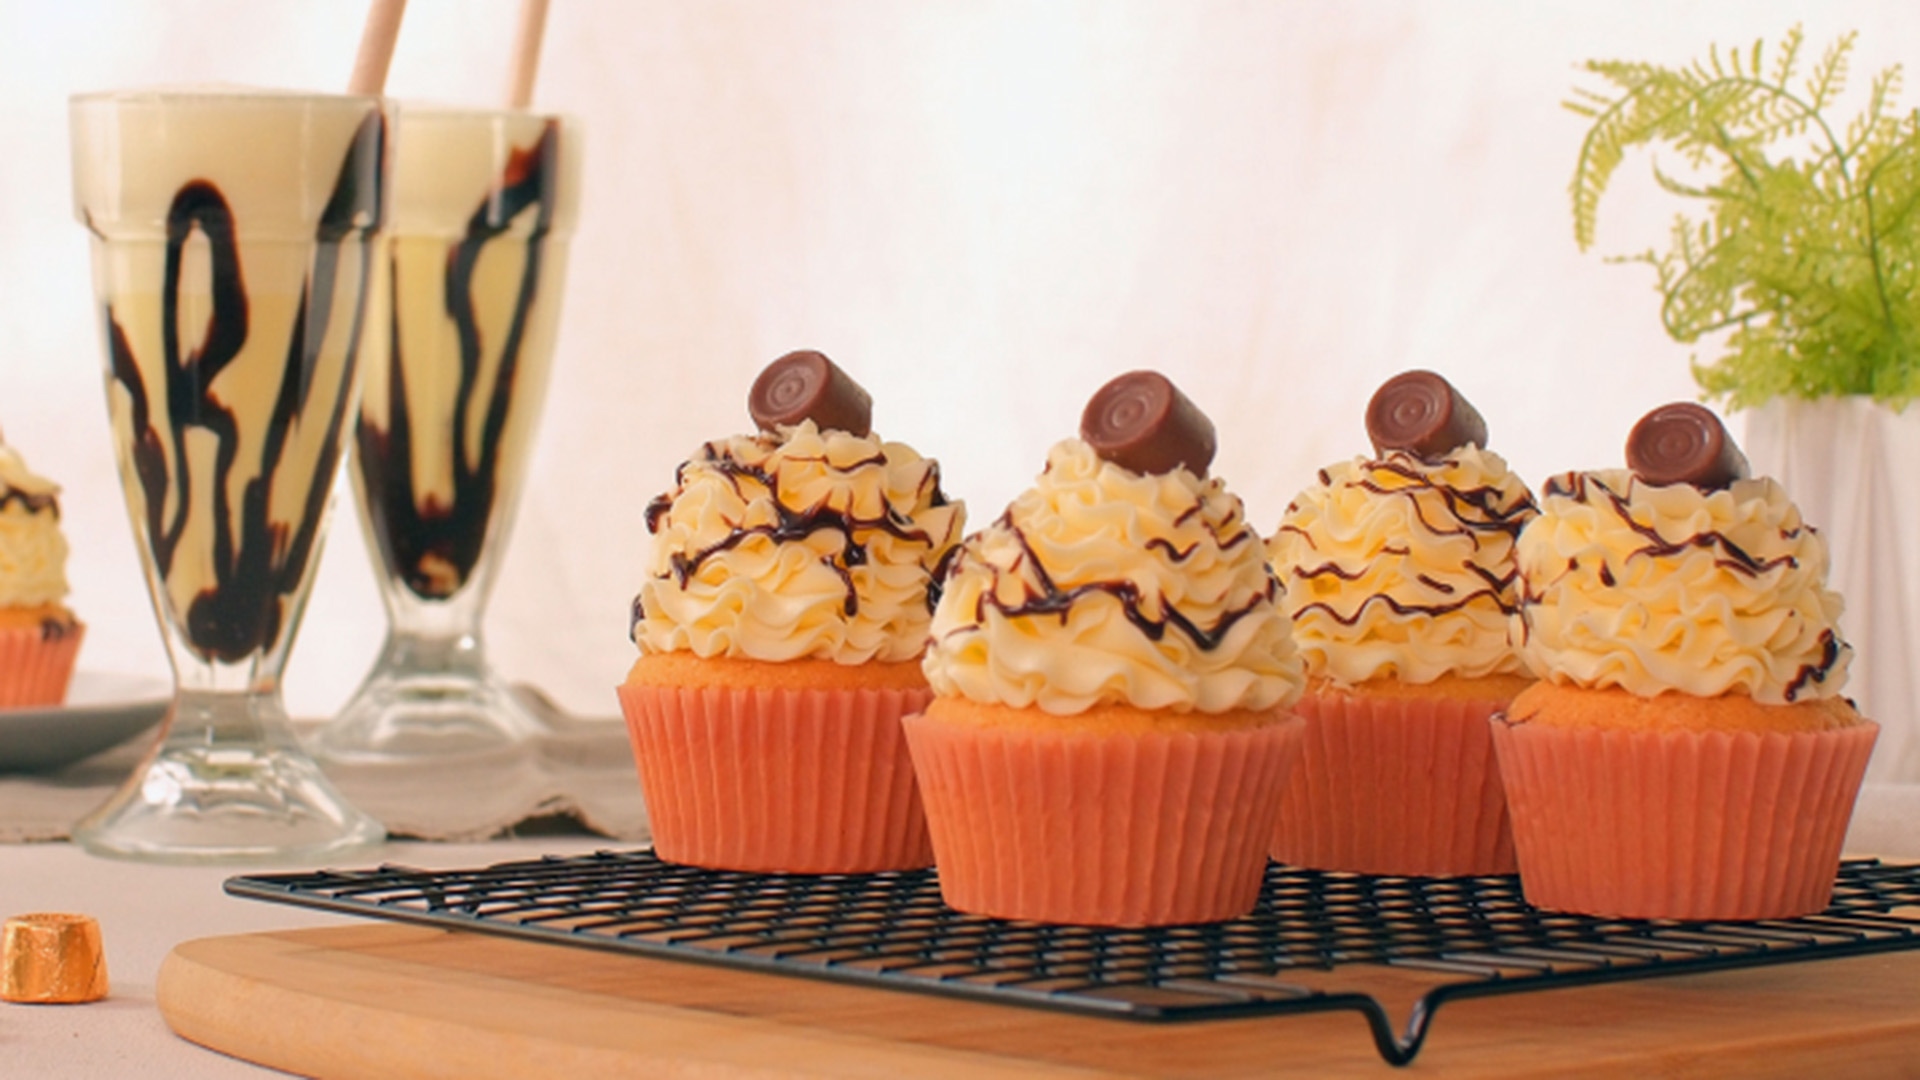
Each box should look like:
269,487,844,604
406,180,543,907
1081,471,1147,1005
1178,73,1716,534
1742,396,1920,856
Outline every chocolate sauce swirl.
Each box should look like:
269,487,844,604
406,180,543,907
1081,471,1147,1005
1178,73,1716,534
356,120,562,600
105,111,385,663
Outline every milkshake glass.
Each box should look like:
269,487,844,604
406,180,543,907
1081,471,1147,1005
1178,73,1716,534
314,105,579,762
69,88,388,861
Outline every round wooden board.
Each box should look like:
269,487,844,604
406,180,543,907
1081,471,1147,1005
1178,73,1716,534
158,923,1920,1078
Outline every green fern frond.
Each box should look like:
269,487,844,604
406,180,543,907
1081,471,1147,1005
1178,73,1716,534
1569,25,1920,407
1804,29,1849,112
1771,24,1806,89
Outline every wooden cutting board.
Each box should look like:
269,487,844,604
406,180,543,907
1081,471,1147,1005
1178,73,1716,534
156,923,1920,1078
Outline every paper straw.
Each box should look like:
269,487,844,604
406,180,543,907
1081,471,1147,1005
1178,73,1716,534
505,0,551,109
348,0,409,96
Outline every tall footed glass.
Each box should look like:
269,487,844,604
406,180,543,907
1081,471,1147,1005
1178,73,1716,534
313,106,579,763
68,89,388,862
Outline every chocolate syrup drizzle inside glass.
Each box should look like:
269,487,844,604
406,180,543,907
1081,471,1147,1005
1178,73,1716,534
1279,454,1536,626
631,440,951,638
1525,472,1845,700
103,113,385,665
356,121,561,601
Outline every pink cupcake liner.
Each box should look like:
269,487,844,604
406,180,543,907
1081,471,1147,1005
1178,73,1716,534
901,710,1305,927
617,681,934,873
0,621,84,709
1490,717,1879,920
1272,691,1516,876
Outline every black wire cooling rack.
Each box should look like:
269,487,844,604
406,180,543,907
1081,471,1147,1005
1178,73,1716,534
225,853,1920,1066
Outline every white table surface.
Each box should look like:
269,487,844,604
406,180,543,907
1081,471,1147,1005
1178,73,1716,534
0,836,620,1079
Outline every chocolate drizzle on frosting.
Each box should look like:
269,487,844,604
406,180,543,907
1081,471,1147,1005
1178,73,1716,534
1785,630,1843,701
1538,472,1801,578
954,502,1269,653
644,437,953,621
1523,471,1847,701
357,119,562,600
105,111,386,663
0,490,58,517
1287,451,1534,623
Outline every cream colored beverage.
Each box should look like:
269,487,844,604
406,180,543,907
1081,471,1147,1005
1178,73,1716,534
320,106,578,762
353,106,579,602
66,88,387,862
71,89,385,669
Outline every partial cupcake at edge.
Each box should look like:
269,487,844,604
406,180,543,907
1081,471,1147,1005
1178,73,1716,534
0,429,85,707
619,350,966,873
1266,370,1537,875
1494,402,1877,920
906,370,1306,928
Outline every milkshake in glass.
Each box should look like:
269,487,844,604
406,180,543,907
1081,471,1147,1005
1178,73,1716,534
316,105,579,762
69,88,388,861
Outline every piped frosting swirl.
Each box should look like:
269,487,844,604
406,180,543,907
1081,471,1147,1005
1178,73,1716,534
922,438,1303,715
0,443,71,609
1513,469,1850,703
1270,446,1537,685
631,420,964,664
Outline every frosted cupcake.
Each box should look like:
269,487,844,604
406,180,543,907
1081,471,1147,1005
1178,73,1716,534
0,433,84,707
1268,371,1536,875
906,371,1305,927
620,350,965,872
1494,402,1876,919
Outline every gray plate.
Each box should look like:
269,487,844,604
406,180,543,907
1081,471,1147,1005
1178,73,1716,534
0,671,170,773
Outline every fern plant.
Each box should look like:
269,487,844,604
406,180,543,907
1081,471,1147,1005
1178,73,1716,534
1569,26,1920,408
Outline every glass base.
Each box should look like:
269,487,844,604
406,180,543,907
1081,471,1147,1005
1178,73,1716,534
73,713,386,865
313,658,552,765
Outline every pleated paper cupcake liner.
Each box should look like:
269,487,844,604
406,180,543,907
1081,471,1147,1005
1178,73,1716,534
901,710,1305,928
1272,690,1516,876
1490,717,1880,920
0,622,84,709
617,681,934,873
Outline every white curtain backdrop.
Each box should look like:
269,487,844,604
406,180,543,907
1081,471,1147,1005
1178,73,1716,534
0,1,1912,722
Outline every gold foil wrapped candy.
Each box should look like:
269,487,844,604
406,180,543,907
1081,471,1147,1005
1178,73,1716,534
1,913,108,1003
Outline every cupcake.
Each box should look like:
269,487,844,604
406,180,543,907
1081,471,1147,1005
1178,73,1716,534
1493,402,1876,920
905,371,1306,927
619,350,966,872
0,433,84,707
1267,371,1536,876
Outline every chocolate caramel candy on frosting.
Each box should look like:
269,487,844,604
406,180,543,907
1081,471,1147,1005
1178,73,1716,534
1080,370,1217,477
1365,370,1488,460
748,350,873,437
1626,402,1749,491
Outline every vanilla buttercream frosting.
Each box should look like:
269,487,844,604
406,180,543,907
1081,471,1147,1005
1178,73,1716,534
922,438,1303,715
1270,447,1537,685
0,443,72,608
1513,469,1850,703
632,420,964,664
